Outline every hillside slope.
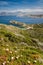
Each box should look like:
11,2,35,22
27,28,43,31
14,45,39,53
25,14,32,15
0,24,43,65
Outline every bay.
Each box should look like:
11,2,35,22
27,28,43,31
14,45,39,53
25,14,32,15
0,16,43,24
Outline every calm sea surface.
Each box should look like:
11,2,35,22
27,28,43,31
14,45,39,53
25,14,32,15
0,16,43,24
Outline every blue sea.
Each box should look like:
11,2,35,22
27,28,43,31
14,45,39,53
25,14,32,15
0,16,43,24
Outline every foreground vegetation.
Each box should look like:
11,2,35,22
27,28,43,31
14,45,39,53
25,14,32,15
0,24,43,65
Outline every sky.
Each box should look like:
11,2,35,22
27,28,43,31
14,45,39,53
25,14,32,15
0,0,43,16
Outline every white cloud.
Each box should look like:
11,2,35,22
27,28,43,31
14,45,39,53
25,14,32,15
0,8,43,16
0,8,43,13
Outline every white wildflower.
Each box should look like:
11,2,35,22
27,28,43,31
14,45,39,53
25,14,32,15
11,57,14,60
2,61,6,65
27,61,31,64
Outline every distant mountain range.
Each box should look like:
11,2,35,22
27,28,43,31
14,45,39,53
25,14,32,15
0,12,43,18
